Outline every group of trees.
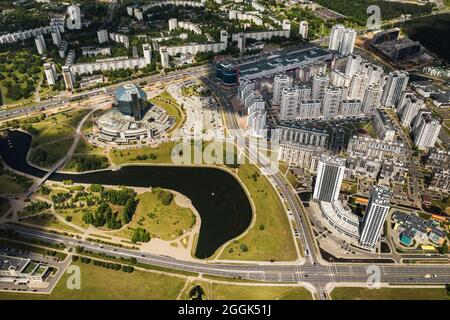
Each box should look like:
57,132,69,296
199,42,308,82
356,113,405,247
152,187,173,205
135,153,157,161
122,197,138,224
0,50,43,101
72,255,135,273
101,188,136,206
23,200,51,214
65,155,109,172
82,202,121,229
29,148,60,168
131,227,151,243
314,0,433,25
402,13,450,63
51,192,72,204
80,187,139,230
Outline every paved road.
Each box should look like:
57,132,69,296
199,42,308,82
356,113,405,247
1,224,449,289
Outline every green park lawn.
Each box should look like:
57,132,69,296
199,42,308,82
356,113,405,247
180,280,312,300
209,283,312,300
74,137,105,154
33,123,74,145
114,191,196,241
0,261,187,300
279,162,299,188
218,164,297,262
58,109,92,128
331,287,450,300
19,213,81,234
0,174,31,194
109,141,178,165
28,138,74,168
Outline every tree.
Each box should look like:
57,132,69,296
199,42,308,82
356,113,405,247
153,188,173,205
131,227,150,243
122,197,138,224
438,240,448,255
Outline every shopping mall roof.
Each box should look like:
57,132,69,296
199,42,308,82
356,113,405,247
237,45,332,79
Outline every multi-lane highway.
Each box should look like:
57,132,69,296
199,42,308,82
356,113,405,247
1,223,449,296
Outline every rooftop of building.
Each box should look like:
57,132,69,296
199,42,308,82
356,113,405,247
349,134,406,147
320,201,360,237
277,121,329,135
116,84,147,102
236,45,331,78
370,186,391,206
392,210,447,239
97,104,171,134
320,154,345,166
0,254,30,273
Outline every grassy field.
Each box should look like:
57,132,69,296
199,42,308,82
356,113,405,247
180,281,312,300
33,123,74,145
58,109,92,129
113,191,196,241
109,141,178,165
19,213,81,234
331,287,450,300
29,138,74,168
0,261,187,300
209,283,312,300
279,162,298,189
74,138,105,154
218,164,297,262
0,174,31,194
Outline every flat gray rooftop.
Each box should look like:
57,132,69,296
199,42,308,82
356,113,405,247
237,45,332,79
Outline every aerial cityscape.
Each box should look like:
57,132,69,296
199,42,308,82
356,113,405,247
0,0,449,304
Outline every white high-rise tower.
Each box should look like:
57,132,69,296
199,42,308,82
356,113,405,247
329,24,345,51
160,47,170,68
97,29,108,44
51,29,62,46
329,25,356,55
359,186,391,250
35,35,47,54
311,73,330,101
381,71,409,107
313,155,345,203
272,74,292,106
143,44,152,65
62,66,75,90
44,62,58,85
361,84,383,114
345,54,362,78
299,21,309,39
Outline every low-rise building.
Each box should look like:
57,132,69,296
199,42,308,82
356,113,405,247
347,135,409,162
392,211,447,246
